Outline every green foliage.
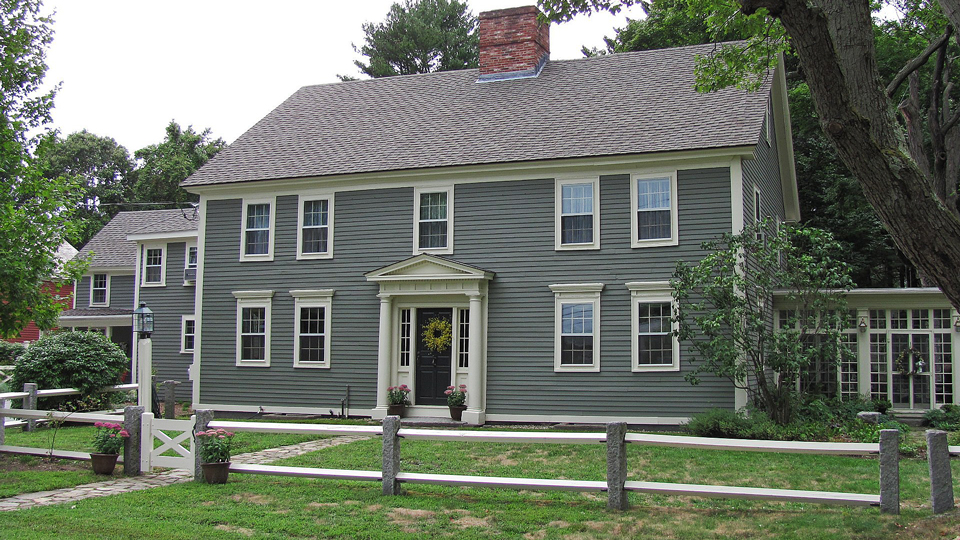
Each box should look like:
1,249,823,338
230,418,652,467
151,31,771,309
923,404,960,430
10,331,128,409
196,428,235,463
36,130,135,249
91,421,128,454
130,120,224,209
0,340,26,363
672,222,854,424
351,0,478,78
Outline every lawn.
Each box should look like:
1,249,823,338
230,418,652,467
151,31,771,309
2,423,960,539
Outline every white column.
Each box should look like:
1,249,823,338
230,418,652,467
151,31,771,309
465,294,484,424
857,308,871,399
137,337,153,410
373,294,394,417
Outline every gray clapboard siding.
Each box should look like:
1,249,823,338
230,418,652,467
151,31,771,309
199,169,734,418
75,274,135,310
138,242,196,400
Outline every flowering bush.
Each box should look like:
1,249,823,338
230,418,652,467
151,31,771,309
196,428,235,463
387,384,410,405
445,384,467,407
92,421,130,454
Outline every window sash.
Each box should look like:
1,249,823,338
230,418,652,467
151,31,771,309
636,178,672,241
92,274,108,304
560,183,594,245
418,192,448,249
297,306,326,363
240,307,266,361
301,200,329,254
187,246,198,269
144,249,163,283
183,319,196,352
637,301,672,367
560,302,594,366
245,203,271,255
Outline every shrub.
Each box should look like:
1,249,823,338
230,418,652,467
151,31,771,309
10,331,129,410
0,341,26,364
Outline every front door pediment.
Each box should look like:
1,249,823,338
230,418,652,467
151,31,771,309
365,254,494,282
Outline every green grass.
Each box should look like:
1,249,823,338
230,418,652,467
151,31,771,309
0,454,104,498
2,425,960,539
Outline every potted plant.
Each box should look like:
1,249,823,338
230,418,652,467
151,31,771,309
196,428,235,483
445,384,467,421
387,384,410,416
91,421,129,475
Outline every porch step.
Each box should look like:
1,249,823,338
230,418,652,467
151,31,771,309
398,416,467,427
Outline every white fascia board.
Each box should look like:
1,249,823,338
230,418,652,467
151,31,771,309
127,231,198,242
59,315,131,327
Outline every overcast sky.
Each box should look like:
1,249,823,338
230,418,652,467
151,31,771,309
41,1,644,153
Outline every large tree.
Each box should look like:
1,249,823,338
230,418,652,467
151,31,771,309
131,120,225,209
0,0,86,338
540,0,960,309
37,130,135,248
349,0,478,78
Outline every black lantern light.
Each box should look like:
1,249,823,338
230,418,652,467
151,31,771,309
133,301,154,338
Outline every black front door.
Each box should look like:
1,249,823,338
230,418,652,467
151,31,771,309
415,308,453,405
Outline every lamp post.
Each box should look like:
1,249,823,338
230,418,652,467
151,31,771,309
133,302,155,411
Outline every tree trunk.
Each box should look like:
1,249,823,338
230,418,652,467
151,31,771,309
765,0,960,309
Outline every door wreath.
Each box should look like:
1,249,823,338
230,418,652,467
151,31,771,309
422,316,453,352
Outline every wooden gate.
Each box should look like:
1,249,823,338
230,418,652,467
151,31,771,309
141,412,195,473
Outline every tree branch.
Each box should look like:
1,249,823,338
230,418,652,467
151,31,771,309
886,26,953,98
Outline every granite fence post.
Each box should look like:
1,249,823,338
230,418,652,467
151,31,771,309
926,429,955,514
123,406,144,476
606,422,628,511
162,381,180,419
193,409,214,482
382,416,401,495
880,429,900,515
23,383,37,432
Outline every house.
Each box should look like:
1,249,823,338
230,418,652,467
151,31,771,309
5,241,77,345
58,209,198,397
177,5,798,425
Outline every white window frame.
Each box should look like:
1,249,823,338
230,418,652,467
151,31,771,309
296,195,335,260
240,197,276,262
555,177,600,251
631,172,679,248
291,289,334,368
89,273,110,307
413,185,454,255
627,282,680,372
185,243,198,269
181,315,196,354
549,283,603,373
141,244,166,287
232,290,274,366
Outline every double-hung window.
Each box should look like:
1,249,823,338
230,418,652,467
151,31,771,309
233,290,274,366
90,274,109,306
186,245,198,269
631,173,678,248
181,315,196,353
627,282,679,371
297,196,334,259
550,283,603,372
142,245,166,286
241,198,276,261
555,178,600,250
184,243,198,284
414,186,453,254
292,289,333,368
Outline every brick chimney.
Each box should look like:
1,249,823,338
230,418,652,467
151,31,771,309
478,6,550,81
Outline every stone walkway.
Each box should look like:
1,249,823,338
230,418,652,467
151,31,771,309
0,435,368,511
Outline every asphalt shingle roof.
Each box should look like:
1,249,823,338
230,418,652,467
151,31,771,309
76,209,198,268
183,44,771,188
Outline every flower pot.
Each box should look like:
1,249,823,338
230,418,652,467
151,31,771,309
449,405,467,422
387,404,405,417
201,461,231,484
90,453,119,475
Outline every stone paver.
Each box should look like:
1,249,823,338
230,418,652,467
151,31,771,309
0,434,368,511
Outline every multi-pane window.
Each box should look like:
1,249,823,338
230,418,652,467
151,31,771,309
458,308,470,368
181,317,196,353
399,309,412,367
551,284,603,372
244,203,271,256
633,175,675,245
301,199,330,256
636,302,673,368
240,307,267,361
557,180,598,248
91,274,108,305
417,191,449,251
186,246,198,269
297,306,326,363
144,248,164,284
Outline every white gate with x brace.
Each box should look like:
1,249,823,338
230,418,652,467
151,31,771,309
140,412,196,473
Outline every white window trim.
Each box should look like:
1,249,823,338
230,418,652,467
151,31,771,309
413,185,454,255
754,186,764,242
181,315,196,354
631,172,679,248
185,242,198,269
555,177,601,251
141,244,166,287
550,283,603,373
296,194,335,260
89,273,110,307
291,289,334,368
627,282,680,372
233,290,274,366
240,196,276,262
